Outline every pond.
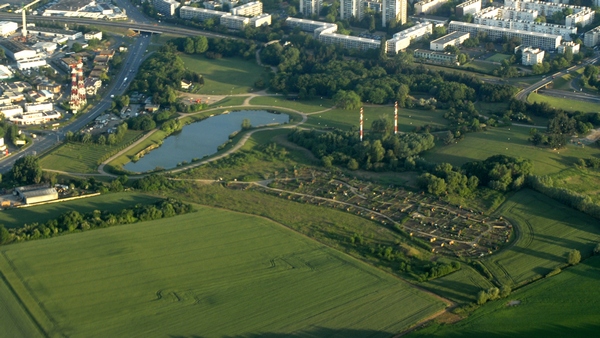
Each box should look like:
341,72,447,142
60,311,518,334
124,110,289,173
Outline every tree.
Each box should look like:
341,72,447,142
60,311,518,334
333,90,361,110
194,36,208,54
241,118,252,130
0,225,11,245
458,53,468,65
594,243,600,255
12,155,43,185
476,290,488,305
567,249,581,265
0,48,5,60
71,42,83,52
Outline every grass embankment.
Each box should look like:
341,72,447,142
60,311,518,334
485,54,511,63
249,96,335,113
0,193,160,228
462,60,499,74
423,126,600,176
180,54,265,95
482,189,600,288
0,208,445,337
409,255,600,337
528,92,600,113
39,130,143,173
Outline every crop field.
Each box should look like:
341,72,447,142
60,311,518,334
40,130,143,173
421,266,494,304
180,55,265,95
528,92,600,113
0,193,160,228
303,106,448,131
249,96,335,113
409,255,600,337
481,189,600,287
423,126,600,176
485,53,511,62
0,208,445,337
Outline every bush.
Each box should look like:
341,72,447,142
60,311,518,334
594,243,600,255
567,249,581,265
546,268,562,277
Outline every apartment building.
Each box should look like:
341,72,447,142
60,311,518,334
382,0,407,27
220,14,250,29
414,49,458,63
231,1,263,17
521,47,545,65
448,21,562,50
318,33,381,51
584,26,600,47
414,0,449,15
557,41,580,54
430,31,470,51
341,0,363,20
300,0,322,16
386,22,433,54
476,6,538,22
473,17,576,40
504,0,594,28
455,0,481,16
180,6,226,20
154,0,180,16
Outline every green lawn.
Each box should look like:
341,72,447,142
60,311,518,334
0,208,445,337
303,106,448,131
462,60,499,74
0,193,161,229
550,167,600,203
180,54,266,95
249,96,335,113
423,126,600,176
40,130,143,173
409,255,600,337
481,189,600,287
528,92,600,113
485,53,511,63
421,266,494,304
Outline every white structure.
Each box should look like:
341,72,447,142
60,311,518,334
32,42,58,54
455,0,481,16
557,41,580,54
250,14,272,27
414,0,449,15
27,27,83,40
84,31,102,41
382,0,407,28
10,111,61,125
476,6,538,22
414,49,458,63
204,1,222,10
386,22,433,54
473,17,577,40
0,105,24,118
17,58,47,70
448,21,562,50
0,40,37,61
341,0,363,20
565,9,594,28
430,31,470,51
180,6,226,20
286,18,337,37
300,0,322,16
0,65,12,80
0,21,18,37
521,47,545,65
231,1,262,16
154,0,180,16
25,102,53,113
584,26,600,47
220,14,250,29
504,0,594,28
318,33,381,51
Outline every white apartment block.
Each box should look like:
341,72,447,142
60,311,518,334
25,102,53,113
231,1,263,17
455,0,481,16
0,105,24,119
565,9,594,28
180,6,226,21
318,33,381,51
414,0,449,15
430,31,470,51
341,0,363,20
250,14,272,27
476,6,538,22
386,22,433,54
154,0,180,16
521,47,545,65
220,14,250,29
382,0,407,27
286,18,337,37
0,22,18,37
300,0,322,16
584,26,600,47
414,49,458,63
473,17,576,40
448,21,562,50
557,41,580,54
504,0,594,28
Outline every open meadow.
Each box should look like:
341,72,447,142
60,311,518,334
180,55,266,95
482,189,600,287
249,96,335,113
0,193,160,228
423,126,600,176
528,92,600,113
550,167,600,203
0,207,445,337
409,255,600,337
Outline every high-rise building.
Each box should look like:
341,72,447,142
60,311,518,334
300,0,322,17
341,0,363,20
382,0,407,28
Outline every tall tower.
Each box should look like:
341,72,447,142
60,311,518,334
394,101,398,135
382,0,407,28
340,0,363,20
359,107,363,142
299,0,322,16
77,64,86,106
69,60,86,112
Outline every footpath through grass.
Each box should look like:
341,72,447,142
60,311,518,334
0,193,160,228
482,189,600,287
409,255,600,337
0,208,445,337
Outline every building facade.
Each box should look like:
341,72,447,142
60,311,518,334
521,47,545,65
473,17,576,40
180,6,226,20
341,0,363,20
154,0,180,16
584,26,600,47
299,0,322,16
448,21,562,50
382,0,407,28
386,22,433,54
557,41,580,54
0,21,18,37
231,1,263,16
414,49,458,63
430,31,470,51
455,0,481,16
414,0,449,15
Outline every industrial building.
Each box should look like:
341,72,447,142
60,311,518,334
414,49,458,63
0,39,37,61
448,21,562,50
180,6,226,21
386,22,433,54
299,0,322,16
414,0,449,15
10,111,61,125
521,47,545,65
382,0,407,27
231,1,262,17
154,0,180,16
27,27,83,41
455,0,481,16
84,31,102,41
15,186,59,204
430,31,470,51
17,58,47,70
0,21,19,37
0,105,24,118
25,102,53,113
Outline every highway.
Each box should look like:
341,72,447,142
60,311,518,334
0,34,152,173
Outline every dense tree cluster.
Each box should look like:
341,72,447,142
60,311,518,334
476,285,511,305
528,175,600,219
66,123,128,146
289,122,435,171
463,155,533,192
11,155,42,185
418,163,479,196
529,112,596,148
418,261,461,281
0,198,192,245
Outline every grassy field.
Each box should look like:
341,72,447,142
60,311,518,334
39,130,143,173
249,96,335,113
462,60,499,74
409,255,600,337
303,106,448,132
481,189,600,287
423,126,600,176
0,208,445,337
421,266,494,304
208,95,248,107
550,167,600,203
0,193,161,229
485,53,511,62
528,92,600,113
180,55,266,95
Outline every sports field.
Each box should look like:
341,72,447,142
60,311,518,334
180,55,265,95
0,193,160,228
409,255,600,337
482,189,600,287
0,208,445,337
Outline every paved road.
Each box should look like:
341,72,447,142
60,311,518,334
0,34,152,173
113,0,150,24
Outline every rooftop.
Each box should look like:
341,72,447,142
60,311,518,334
431,31,469,44
47,0,91,12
